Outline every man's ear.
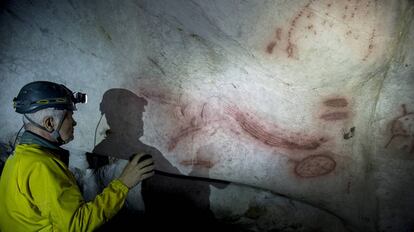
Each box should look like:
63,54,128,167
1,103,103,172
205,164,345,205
43,117,55,132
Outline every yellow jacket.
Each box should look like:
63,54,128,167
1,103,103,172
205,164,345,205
0,143,129,232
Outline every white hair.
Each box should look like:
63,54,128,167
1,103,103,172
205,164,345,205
23,108,65,129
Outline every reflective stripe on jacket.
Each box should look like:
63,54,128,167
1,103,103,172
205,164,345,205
0,143,129,232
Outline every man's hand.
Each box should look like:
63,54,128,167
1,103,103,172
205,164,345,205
118,153,155,189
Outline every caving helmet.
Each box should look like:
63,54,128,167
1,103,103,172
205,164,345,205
13,81,86,114
13,81,87,144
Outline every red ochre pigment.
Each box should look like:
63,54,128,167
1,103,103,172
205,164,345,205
320,112,349,121
225,106,327,150
323,98,348,107
294,154,336,178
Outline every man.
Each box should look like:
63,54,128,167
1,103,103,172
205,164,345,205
0,81,155,231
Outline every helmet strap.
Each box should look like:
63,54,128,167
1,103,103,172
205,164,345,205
24,111,67,145
50,111,67,145
24,114,49,132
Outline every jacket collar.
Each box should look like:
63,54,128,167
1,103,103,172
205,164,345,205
19,131,69,165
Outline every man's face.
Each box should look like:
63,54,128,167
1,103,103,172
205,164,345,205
59,111,76,143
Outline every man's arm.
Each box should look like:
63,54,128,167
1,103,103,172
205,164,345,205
28,159,129,232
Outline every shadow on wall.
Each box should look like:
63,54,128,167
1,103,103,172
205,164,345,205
89,88,232,231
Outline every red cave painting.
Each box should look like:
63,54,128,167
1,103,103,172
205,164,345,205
294,154,336,178
265,0,378,61
224,105,327,150
323,98,348,107
320,112,349,121
179,159,215,169
140,90,340,178
319,97,351,122
362,29,376,61
167,103,328,152
385,104,414,154
168,126,203,151
179,146,217,169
